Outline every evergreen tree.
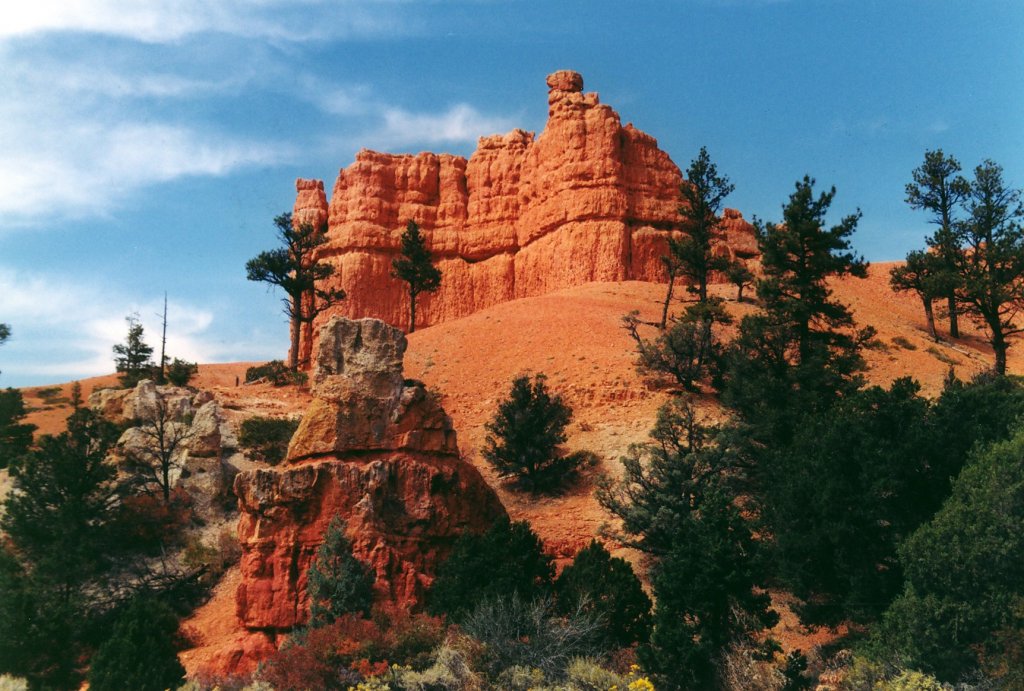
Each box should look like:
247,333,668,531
670,146,736,303
954,160,1024,375
875,423,1024,681
428,518,554,622
391,220,442,333
597,398,775,688
889,249,947,340
0,389,35,470
306,516,374,624
0,408,119,688
483,374,577,492
88,597,185,691
554,540,651,649
726,260,754,303
0,322,9,346
113,313,154,387
906,149,971,338
246,212,346,370
724,176,872,445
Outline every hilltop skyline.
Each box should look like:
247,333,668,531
1,1,1022,387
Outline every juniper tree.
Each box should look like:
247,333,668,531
906,150,971,338
88,596,185,691
391,220,442,333
247,212,346,370
483,374,577,492
306,516,374,624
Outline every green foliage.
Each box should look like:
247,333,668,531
873,424,1024,682
391,220,442,333
624,300,730,391
907,149,971,338
671,146,736,302
88,596,185,691
166,357,198,386
483,374,577,493
428,518,554,622
244,359,305,387
307,516,375,624
597,397,774,689
724,176,872,446
889,250,948,340
0,408,120,688
113,313,155,387
954,159,1024,374
554,540,651,649
0,323,9,346
246,212,346,370
727,260,755,302
0,388,35,470
238,415,299,465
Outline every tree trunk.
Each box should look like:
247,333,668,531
993,331,1008,376
288,315,301,370
661,274,676,330
947,293,960,339
923,298,937,340
409,289,417,333
737,284,744,303
698,276,708,303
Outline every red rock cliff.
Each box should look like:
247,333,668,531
234,317,506,633
293,70,756,359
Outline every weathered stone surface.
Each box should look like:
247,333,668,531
292,70,757,359
188,401,224,458
234,317,505,631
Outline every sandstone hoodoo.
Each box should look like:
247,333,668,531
233,316,506,634
291,70,757,361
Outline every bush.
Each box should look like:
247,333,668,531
238,416,299,465
554,540,651,649
307,517,375,624
483,374,578,493
88,596,185,691
182,526,242,580
428,518,554,622
245,360,305,387
166,358,199,386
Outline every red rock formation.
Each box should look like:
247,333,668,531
294,70,757,357
233,317,506,632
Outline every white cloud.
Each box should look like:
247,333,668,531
369,103,517,149
0,267,227,382
0,1,414,44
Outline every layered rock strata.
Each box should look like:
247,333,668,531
234,317,506,631
291,70,757,363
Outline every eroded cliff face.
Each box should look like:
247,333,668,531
233,317,506,632
293,70,757,359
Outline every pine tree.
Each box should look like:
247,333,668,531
247,213,346,370
391,220,442,333
88,597,185,691
306,516,374,625
0,389,35,470
955,160,1024,375
889,249,946,340
906,149,971,338
670,147,735,303
113,313,155,387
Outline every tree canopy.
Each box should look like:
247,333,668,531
391,220,442,333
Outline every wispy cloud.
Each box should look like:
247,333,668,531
0,1,417,44
0,267,236,383
368,103,518,149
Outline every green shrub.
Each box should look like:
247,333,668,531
238,416,299,464
166,358,199,386
428,518,554,622
88,596,185,691
245,360,305,387
307,517,375,624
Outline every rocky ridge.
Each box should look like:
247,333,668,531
290,70,758,364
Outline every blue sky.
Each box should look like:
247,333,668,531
1,0,1021,387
